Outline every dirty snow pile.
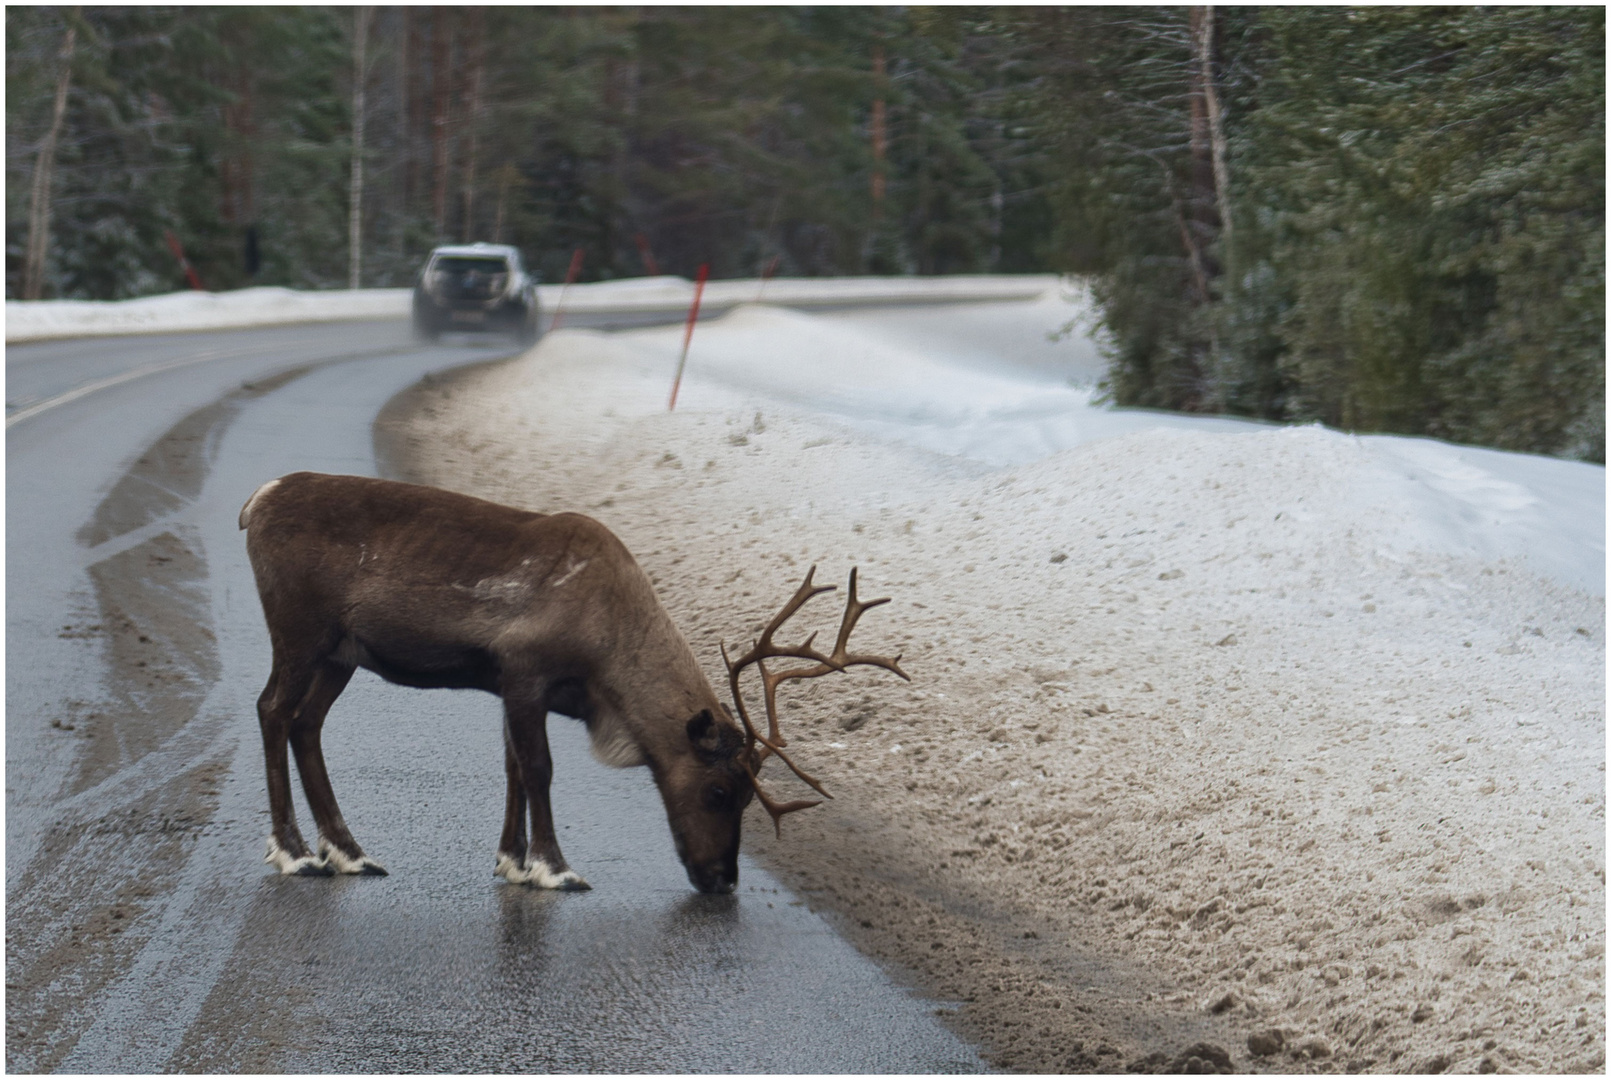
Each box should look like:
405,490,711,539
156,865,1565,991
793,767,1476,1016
395,303,1604,1074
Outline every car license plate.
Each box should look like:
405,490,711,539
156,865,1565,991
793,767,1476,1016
450,310,487,324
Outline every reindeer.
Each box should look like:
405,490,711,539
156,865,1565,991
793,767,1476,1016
238,471,905,894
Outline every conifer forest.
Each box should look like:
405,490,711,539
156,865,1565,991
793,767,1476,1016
6,6,1604,461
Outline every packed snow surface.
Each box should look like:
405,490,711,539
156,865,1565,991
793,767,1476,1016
641,303,1604,596
393,300,1604,1074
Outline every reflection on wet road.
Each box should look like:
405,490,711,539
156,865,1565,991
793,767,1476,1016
6,321,983,1072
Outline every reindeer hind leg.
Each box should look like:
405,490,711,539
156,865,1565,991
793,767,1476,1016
258,661,333,876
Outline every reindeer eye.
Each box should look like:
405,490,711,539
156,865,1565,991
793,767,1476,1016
706,785,731,810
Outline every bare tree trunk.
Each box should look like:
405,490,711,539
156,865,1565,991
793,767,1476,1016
1193,5,1232,250
1173,195,1211,308
240,80,256,228
870,44,887,217
219,91,237,226
1186,5,1228,408
404,7,423,213
459,7,485,242
429,7,451,241
349,6,373,289
23,11,79,300
602,8,639,231
220,65,258,241
1185,7,1218,269
492,163,516,244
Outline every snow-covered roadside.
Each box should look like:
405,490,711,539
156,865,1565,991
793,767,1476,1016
3,286,411,342
619,303,1604,595
385,311,1604,1073
3,273,1056,343
545,272,1059,314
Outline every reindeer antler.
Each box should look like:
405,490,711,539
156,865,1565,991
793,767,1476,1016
722,566,910,836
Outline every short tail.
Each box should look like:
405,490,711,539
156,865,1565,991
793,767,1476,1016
239,477,282,531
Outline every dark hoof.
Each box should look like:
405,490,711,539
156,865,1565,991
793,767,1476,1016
316,843,388,876
559,877,592,892
292,859,335,877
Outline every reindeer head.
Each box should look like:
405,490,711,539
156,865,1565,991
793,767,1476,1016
655,704,755,894
653,566,906,895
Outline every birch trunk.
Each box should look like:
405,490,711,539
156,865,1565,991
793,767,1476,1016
23,12,79,300
1193,5,1233,250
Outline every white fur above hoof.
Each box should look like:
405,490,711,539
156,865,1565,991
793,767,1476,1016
266,837,333,876
496,853,590,891
318,838,388,876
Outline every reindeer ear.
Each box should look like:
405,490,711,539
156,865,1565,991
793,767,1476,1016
687,709,721,752
688,708,741,762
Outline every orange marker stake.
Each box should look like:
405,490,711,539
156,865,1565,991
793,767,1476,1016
164,229,206,291
668,263,710,412
548,247,584,331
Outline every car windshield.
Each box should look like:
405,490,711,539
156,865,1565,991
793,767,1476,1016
434,257,507,275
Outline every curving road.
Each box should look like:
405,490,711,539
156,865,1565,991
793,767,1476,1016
6,319,983,1072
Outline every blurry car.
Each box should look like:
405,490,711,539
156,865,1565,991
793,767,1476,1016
412,242,540,344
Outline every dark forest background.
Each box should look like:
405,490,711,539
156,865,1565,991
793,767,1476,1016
7,6,1603,461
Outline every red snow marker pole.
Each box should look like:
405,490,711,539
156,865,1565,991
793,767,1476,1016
164,229,206,291
548,247,584,331
634,233,662,276
668,263,709,412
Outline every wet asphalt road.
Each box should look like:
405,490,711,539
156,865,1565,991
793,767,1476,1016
6,320,984,1072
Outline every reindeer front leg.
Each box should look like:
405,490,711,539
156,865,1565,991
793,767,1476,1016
494,736,528,880
288,660,386,876
497,697,590,891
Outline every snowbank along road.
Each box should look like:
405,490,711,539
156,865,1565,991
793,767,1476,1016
382,291,1605,1074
